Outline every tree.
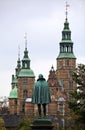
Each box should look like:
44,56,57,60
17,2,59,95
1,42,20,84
0,117,6,130
0,96,9,114
16,117,32,130
68,64,85,129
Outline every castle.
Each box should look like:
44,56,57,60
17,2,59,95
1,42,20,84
9,11,76,117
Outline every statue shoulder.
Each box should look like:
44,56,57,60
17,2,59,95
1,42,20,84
35,81,41,86
43,80,49,86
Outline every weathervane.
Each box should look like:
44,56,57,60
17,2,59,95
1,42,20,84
24,32,27,48
65,1,70,19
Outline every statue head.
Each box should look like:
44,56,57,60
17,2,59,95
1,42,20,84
38,74,43,79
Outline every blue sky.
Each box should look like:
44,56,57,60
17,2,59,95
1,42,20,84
0,0,85,97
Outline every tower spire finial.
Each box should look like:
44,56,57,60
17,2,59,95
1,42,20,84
65,1,70,19
18,45,20,59
24,32,27,49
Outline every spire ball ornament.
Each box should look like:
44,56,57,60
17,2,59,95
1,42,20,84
65,1,70,19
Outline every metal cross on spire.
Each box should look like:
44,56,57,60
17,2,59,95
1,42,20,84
65,1,70,19
24,32,27,49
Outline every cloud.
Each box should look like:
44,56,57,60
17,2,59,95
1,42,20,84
0,0,85,96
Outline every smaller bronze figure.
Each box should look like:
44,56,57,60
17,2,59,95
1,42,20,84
32,74,51,118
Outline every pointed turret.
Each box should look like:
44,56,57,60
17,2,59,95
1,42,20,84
56,2,77,101
57,3,76,59
15,46,21,77
22,42,30,69
18,35,35,77
11,47,21,86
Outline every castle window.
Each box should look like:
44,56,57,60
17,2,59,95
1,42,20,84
67,59,69,66
68,46,71,52
65,34,68,39
25,63,27,68
68,93,73,100
15,99,17,105
60,46,64,52
23,89,28,99
58,103,65,115
23,78,28,85
69,81,73,89
58,97,65,115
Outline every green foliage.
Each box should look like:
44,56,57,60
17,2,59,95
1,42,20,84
73,64,85,85
68,64,85,129
0,117,6,130
16,117,32,130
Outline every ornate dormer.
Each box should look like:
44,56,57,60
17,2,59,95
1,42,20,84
47,66,60,97
48,66,58,86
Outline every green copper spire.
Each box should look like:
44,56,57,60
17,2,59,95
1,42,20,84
21,33,30,69
62,18,71,41
12,47,21,84
9,85,18,99
15,46,21,77
57,3,76,59
18,34,35,77
17,46,21,69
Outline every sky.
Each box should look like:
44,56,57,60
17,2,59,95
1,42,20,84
0,0,85,97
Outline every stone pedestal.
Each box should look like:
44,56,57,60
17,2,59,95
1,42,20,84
31,118,54,130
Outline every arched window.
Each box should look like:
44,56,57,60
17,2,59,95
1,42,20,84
25,63,27,68
58,97,65,115
23,89,28,99
69,81,73,89
67,59,69,66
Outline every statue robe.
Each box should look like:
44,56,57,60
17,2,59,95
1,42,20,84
32,78,51,104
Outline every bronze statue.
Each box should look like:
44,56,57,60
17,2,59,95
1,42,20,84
32,74,51,118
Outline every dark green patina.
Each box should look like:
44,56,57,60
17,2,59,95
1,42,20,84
57,18,76,59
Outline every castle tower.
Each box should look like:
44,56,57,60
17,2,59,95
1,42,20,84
56,4,76,100
15,46,21,78
11,47,21,89
9,48,21,114
9,36,35,115
17,38,35,114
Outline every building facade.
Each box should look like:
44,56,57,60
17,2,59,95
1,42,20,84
9,43,35,115
9,15,76,117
